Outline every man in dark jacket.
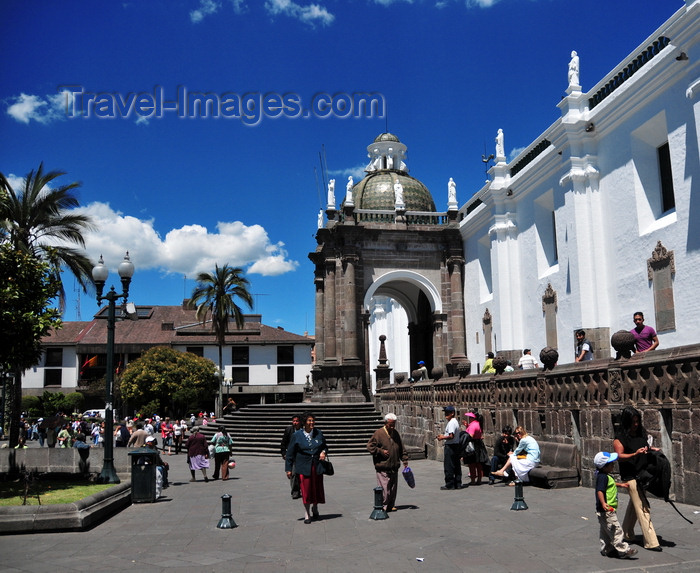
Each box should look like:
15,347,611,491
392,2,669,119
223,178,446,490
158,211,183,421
280,414,302,499
367,413,409,512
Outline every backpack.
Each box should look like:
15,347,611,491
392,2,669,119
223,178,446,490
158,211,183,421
459,430,473,455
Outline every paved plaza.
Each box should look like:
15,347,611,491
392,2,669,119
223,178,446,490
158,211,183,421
0,452,699,573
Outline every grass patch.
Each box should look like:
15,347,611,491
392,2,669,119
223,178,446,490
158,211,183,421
0,477,115,506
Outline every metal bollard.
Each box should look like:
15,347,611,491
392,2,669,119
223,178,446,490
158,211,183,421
510,480,528,511
217,493,238,528
369,486,389,520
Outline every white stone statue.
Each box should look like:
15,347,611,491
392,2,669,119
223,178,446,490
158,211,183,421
346,176,354,204
394,180,404,209
568,50,580,87
448,177,457,206
495,128,505,159
318,209,323,229
327,178,335,209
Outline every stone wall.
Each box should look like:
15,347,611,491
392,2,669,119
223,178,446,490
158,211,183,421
377,343,700,505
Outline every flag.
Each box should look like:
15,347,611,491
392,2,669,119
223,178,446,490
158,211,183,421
80,355,98,376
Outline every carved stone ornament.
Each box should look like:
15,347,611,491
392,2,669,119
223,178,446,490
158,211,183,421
539,347,559,371
483,308,492,327
611,330,636,360
537,377,546,405
455,360,472,380
431,365,444,382
394,372,406,384
542,283,558,312
647,240,675,280
492,356,508,375
609,369,623,402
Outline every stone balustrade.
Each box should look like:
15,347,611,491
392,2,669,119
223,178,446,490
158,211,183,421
377,343,700,505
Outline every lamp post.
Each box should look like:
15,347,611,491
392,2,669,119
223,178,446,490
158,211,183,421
92,252,135,484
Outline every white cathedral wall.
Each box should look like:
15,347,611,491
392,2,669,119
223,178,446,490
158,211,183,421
459,3,700,366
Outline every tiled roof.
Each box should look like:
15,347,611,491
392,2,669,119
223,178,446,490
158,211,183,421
43,306,313,350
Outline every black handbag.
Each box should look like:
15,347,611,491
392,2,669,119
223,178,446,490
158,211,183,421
320,458,335,476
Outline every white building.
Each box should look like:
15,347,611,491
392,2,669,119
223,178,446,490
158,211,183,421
461,0,699,368
23,305,314,406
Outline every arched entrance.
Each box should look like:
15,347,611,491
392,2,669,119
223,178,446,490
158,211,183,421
365,271,442,393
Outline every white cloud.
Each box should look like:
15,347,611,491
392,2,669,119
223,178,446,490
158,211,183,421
3,174,25,192
509,146,526,161
328,164,366,180
190,0,221,23
264,0,335,26
72,202,298,277
6,90,73,124
466,0,501,7
230,0,247,13
373,0,414,6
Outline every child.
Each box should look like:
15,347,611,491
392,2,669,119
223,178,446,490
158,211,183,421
594,451,638,559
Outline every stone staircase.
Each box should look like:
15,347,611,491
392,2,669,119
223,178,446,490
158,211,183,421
198,403,386,457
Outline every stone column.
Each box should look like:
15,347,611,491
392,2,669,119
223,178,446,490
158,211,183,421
374,334,392,390
447,255,468,365
314,271,325,363
432,312,447,372
323,257,337,362
342,253,360,361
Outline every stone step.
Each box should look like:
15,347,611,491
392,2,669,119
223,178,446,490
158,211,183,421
196,402,387,457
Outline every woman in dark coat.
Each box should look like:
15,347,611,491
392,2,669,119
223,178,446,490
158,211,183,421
185,426,210,482
285,412,328,524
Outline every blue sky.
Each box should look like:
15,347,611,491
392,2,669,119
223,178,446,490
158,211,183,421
1,0,677,336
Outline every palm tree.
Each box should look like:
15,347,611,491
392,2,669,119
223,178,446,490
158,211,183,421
190,264,253,415
1,162,96,309
1,162,96,446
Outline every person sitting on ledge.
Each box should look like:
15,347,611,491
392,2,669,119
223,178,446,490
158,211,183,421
491,426,540,485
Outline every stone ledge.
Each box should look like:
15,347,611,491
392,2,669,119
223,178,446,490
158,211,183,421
0,482,131,534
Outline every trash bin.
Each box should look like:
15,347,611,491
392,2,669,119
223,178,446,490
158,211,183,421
128,447,157,503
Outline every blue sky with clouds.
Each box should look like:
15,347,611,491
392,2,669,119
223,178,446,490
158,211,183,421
1,0,676,335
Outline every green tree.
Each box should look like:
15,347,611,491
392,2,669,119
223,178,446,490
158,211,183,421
0,246,62,444
120,346,218,416
0,164,96,308
1,164,95,446
189,264,253,415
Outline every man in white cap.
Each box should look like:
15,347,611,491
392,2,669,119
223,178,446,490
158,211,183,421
594,451,637,559
367,413,409,511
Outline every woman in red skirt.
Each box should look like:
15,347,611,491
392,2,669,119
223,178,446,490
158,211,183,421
285,412,329,524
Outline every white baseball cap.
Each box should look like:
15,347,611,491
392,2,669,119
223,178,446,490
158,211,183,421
594,451,619,469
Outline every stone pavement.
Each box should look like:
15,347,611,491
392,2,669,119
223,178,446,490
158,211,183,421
0,453,698,573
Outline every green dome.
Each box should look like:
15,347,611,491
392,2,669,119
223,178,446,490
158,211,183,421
352,171,436,212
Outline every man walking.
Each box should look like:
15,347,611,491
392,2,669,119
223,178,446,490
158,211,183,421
280,414,302,499
437,405,462,489
127,422,149,448
367,413,409,512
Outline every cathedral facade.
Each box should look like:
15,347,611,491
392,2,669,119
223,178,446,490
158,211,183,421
310,1,699,400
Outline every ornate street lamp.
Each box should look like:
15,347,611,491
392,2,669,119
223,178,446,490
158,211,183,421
92,252,135,484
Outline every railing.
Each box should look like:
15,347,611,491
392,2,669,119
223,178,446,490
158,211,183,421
589,36,671,110
345,209,449,226
376,344,700,503
378,343,700,409
509,139,551,178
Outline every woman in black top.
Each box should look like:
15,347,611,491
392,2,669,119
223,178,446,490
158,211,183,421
612,407,662,551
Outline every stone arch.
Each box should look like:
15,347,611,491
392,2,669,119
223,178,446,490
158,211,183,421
363,270,443,318
364,271,443,391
